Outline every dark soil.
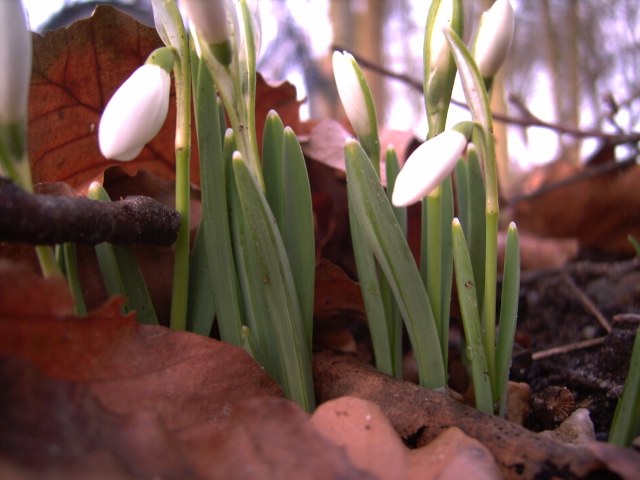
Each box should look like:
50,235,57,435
506,257,640,437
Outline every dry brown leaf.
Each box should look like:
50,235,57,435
190,397,376,480
512,160,640,255
28,6,180,193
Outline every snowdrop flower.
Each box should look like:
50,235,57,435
392,125,471,207
332,51,375,146
0,0,32,126
98,48,173,161
181,0,232,65
473,0,514,78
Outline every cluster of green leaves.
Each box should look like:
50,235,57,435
341,0,520,415
69,0,316,410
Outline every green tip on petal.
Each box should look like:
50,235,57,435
145,47,175,74
210,39,233,66
451,121,474,140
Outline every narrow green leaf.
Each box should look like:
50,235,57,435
229,174,282,379
439,175,454,371
88,184,158,325
232,153,315,411
451,218,493,413
60,243,87,316
454,159,470,235
262,110,285,226
495,222,520,417
425,194,442,331
282,127,315,348
192,52,244,346
385,146,407,236
467,148,486,311
345,139,445,390
350,203,398,378
240,325,268,371
187,223,216,336
609,323,640,447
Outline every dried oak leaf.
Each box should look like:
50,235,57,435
28,5,182,194
28,5,303,194
512,159,640,255
0,262,284,439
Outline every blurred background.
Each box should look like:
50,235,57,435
23,0,640,197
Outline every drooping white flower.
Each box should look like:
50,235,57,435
332,51,372,144
473,0,514,78
181,0,232,65
0,0,32,125
98,63,171,161
392,130,468,207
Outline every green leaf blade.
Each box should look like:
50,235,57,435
345,139,446,390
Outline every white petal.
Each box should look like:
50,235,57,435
0,0,31,125
98,65,170,161
332,51,369,140
181,0,229,45
392,131,467,207
474,0,514,78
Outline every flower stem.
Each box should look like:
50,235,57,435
169,12,192,331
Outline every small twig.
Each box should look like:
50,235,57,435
561,271,612,333
0,178,181,246
532,337,606,361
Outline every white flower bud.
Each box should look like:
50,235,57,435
332,51,370,143
392,130,468,207
0,0,32,125
473,0,514,78
181,0,232,65
98,64,171,161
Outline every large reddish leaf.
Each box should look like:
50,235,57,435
0,262,284,436
28,6,180,194
0,262,378,479
28,6,303,195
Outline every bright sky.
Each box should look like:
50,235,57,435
24,0,64,30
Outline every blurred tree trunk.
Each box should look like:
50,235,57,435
330,0,387,128
542,0,581,165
